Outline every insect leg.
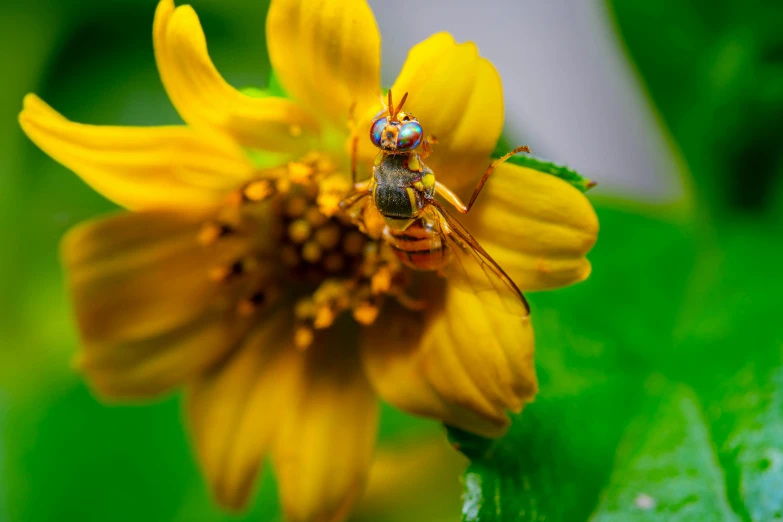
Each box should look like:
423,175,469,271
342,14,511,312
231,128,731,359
434,180,469,213
392,290,427,311
351,133,359,186
461,145,531,213
338,189,371,212
420,135,438,160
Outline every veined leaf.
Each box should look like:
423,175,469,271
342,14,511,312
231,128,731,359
590,383,739,521
452,210,783,521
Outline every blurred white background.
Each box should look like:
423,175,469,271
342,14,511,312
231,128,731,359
368,0,685,203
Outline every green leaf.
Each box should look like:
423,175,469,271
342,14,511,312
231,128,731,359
453,206,783,521
239,85,271,99
506,154,596,193
492,138,594,193
240,71,288,99
591,383,740,521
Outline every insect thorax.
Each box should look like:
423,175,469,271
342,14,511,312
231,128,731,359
372,154,435,229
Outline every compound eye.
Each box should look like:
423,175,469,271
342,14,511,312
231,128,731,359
370,117,388,148
396,121,423,151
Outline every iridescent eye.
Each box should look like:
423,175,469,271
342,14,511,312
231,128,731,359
370,117,388,148
396,121,423,151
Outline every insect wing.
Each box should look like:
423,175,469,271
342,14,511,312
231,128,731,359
426,204,530,317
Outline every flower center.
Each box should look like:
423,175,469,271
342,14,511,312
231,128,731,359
198,153,419,349
276,183,368,282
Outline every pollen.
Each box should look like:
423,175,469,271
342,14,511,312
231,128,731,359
315,224,341,250
281,245,300,266
343,231,365,256
353,302,380,325
288,220,312,244
323,252,345,272
285,195,308,217
201,152,414,338
302,241,323,263
317,191,344,217
371,267,392,294
294,326,314,350
197,221,233,246
243,179,276,202
237,291,266,316
209,260,244,282
288,161,314,183
314,306,336,329
306,206,329,228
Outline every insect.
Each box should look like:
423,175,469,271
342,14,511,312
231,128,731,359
343,91,532,316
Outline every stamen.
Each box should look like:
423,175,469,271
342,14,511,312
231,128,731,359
198,221,234,246
305,207,329,228
276,178,292,194
285,195,309,218
314,306,336,329
281,245,300,267
314,224,341,250
323,253,345,273
353,302,380,325
343,231,366,256
295,326,314,350
243,179,276,202
301,241,323,263
295,299,316,321
288,220,312,244
237,290,266,316
289,124,303,137
371,267,392,294
288,162,314,183
209,259,245,283
317,191,344,217
223,150,418,338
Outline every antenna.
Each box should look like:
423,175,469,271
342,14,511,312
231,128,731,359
388,90,394,121
387,90,409,122
395,92,408,118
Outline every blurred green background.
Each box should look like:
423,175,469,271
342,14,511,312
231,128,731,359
1,0,782,521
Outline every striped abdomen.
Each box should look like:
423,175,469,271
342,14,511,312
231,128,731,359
384,219,450,271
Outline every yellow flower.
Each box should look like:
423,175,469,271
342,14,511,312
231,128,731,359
18,0,598,520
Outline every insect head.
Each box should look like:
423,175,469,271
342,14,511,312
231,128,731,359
370,92,423,152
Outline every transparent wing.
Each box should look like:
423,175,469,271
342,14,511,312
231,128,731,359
425,203,530,317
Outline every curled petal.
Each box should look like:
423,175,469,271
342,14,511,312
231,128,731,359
187,309,297,511
19,95,252,210
267,0,381,127
361,287,536,438
391,32,504,190
154,0,319,153
464,162,599,291
63,210,267,398
273,328,378,522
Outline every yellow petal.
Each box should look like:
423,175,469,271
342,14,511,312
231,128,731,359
361,286,537,438
154,0,319,153
64,210,262,399
186,309,298,511
464,162,599,291
354,436,465,521
390,33,504,190
19,94,253,211
273,328,378,522
266,0,381,127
